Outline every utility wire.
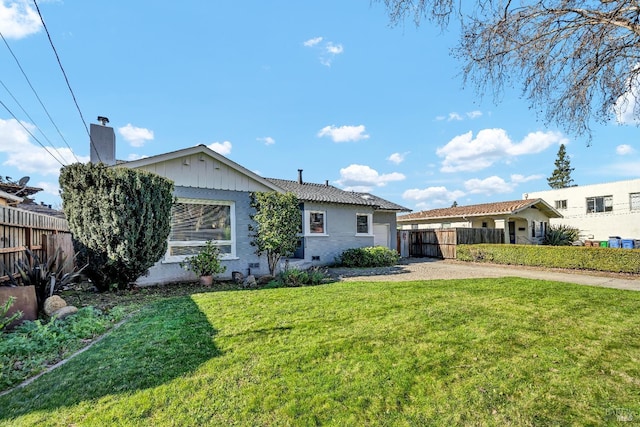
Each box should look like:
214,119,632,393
0,30,78,164
0,78,71,164
33,0,102,163
0,98,66,167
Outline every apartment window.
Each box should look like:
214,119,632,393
631,193,640,211
308,211,326,234
356,213,372,235
555,200,567,210
167,199,235,261
586,195,613,213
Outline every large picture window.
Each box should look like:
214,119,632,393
308,211,325,234
586,195,613,214
166,198,235,261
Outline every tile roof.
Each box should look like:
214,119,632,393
266,178,410,212
16,202,67,219
398,199,557,221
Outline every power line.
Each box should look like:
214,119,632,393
0,98,66,167
0,78,72,164
0,30,79,164
33,0,102,163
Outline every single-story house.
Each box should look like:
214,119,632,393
88,122,410,285
525,179,640,241
397,199,563,244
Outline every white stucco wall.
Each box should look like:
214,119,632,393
526,179,640,241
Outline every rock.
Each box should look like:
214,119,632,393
257,275,275,286
52,305,78,320
44,295,67,316
232,271,244,284
243,274,257,288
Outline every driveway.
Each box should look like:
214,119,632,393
330,258,640,292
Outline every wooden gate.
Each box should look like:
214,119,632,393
402,228,504,259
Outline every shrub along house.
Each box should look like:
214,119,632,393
397,199,563,245
89,121,410,285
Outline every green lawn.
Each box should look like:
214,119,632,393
1,278,640,426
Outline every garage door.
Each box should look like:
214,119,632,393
373,223,390,248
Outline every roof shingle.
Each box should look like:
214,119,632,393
398,199,555,221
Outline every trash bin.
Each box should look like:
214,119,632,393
622,239,635,249
609,236,622,248
599,241,608,248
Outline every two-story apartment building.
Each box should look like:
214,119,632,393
525,178,640,241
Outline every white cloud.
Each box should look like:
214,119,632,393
387,152,409,165
606,161,640,177
207,140,232,155
318,125,369,143
0,118,88,176
304,36,343,66
448,112,463,121
127,153,148,161
303,36,323,47
257,136,275,146
402,186,465,209
464,176,514,195
467,110,483,119
335,164,405,192
0,0,41,39
510,173,544,184
36,180,60,197
616,144,635,155
436,128,566,173
118,124,154,148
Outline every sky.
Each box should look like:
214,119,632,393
0,0,639,212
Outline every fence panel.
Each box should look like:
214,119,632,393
403,228,505,259
0,206,71,282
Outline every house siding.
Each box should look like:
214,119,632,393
136,187,269,285
527,179,640,240
301,202,375,265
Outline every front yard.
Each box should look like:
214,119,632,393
1,278,639,425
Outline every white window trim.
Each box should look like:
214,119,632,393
355,213,373,236
630,193,640,211
164,198,236,263
305,210,328,236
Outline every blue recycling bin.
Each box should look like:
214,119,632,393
608,237,622,248
621,239,635,249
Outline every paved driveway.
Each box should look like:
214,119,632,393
331,258,640,292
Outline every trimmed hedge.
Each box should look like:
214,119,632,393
457,244,640,274
336,246,400,268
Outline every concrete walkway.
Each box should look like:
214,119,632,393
335,258,640,291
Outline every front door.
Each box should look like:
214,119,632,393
508,221,516,244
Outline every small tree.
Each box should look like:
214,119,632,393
59,163,174,291
249,192,301,276
547,144,575,189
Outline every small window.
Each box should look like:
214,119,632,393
631,193,640,211
586,195,613,214
356,213,372,235
481,222,488,228
555,200,567,210
531,221,536,237
308,211,325,234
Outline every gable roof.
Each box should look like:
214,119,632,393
267,178,410,212
118,144,282,192
398,199,562,222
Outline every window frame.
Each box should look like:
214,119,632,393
305,210,327,235
586,195,613,214
355,213,373,236
630,193,640,211
554,200,567,210
164,198,236,263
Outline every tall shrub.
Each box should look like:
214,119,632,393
249,192,301,276
59,163,174,291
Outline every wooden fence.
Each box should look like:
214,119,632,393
399,228,505,259
0,206,72,282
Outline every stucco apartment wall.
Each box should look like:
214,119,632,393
527,179,640,241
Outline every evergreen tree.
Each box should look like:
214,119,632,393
59,163,174,290
547,144,575,189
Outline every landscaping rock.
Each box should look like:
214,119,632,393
232,271,244,284
52,305,78,320
44,295,67,316
243,274,257,288
257,275,275,286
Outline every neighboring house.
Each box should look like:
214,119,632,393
89,122,410,285
397,199,563,244
526,178,640,241
0,182,42,207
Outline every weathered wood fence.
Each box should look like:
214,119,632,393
398,228,504,259
0,206,72,282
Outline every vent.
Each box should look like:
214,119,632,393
248,263,260,269
311,256,320,261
